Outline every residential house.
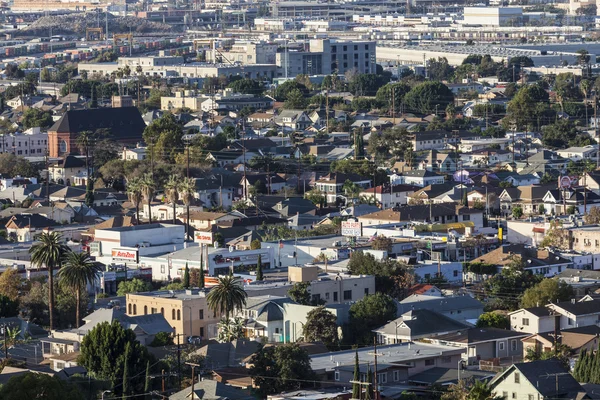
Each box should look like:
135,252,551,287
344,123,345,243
407,284,443,297
359,184,419,208
206,151,246,167
241,174,287,198
315,173,372,205
48,155,88,186
489,359,588,400
247,112,275,127
516,150,568,175
556,145,598,162
430,328,528,365
459,138,511,152
409,130,475,152
374,309,469,344
5,214,57,242
508,307,554,335
275,110,313,131
547,298,600,331
397,295,484,324
542,189,600,215
499,185,556,216
470,244,572,277
234,295,293,342
122,146,147,161
288,213,323,230
184,211,241,231
522,325,600,358
193,339,261,370
416,150,457,173
461,149,513,167
400,170,445,187
272,197,317,217
169,380,254,400
409,183,458,204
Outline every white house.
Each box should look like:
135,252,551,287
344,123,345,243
122,146,147,161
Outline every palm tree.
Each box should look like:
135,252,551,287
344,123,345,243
29,232,68,330
316,252,330,273
126,177,143,225
140,173,155,223
164,174,180,225
178,177,195,240
135,65,143,76
207,276,248,320
76,130,94,179
58,251,101,328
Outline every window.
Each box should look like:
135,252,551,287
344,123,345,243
522,318,529,326
161,307,164,316
199,309,204,319
568,317,574,326
528,395,534,400
334,371,340,381
144,305,148,315
161,265,165,274
151,307,157,314
333,292,338,302
441,356,451,363
56,362,65,370
502,392,508,400
425,359,435,366
499,342,505,351
463,215,470,221
364,288,369,295
200,327,204,338
343,290,352,300
128,304,132,314
172,309,176,320
393,370,400,381
514,372,520,383
133,304,137,315
343,45,347,51
378,373,387,384
365,44,369,50
177,310,181,320
453,270,459,277
325,292,330,300
512,394,516,399
511,340,518,352
354,45,358,50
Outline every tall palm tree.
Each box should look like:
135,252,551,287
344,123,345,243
58,251,101,328
207,276,248,320
164,174,180,225
140,173,155,224
178,177,195,240
126,177,143,225
76,130,94,179
29,232,68,330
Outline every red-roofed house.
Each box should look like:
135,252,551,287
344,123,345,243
407,284,443,297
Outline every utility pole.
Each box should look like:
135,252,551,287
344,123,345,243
392,85,395,125
325,87,329,135
45,150,49,204
368,338,382,400
186,362,201,398
177,334,182,389
2,324,7,360
186,140,190,179
596,96,599,170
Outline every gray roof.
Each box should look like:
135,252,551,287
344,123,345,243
433,327,529,344
194,339,261,370
78,308,174,336
410,367,495,385
374,309,469,339
169,379,254,400
397,295,484,315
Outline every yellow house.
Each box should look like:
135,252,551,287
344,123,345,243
126,289,220,340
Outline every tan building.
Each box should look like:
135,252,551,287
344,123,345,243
126,289,220,340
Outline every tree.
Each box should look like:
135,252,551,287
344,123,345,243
283,89,307,109
273,80,308,102
126,177,143,225
29,232,68,330
256,254,264,281
199,264,205,288
349,293,397,345
227,78,264,94
484,256,543,310
183,263,190,288
304,189,326,209
427,57,454,81
585,207,600,224
249,343,317,397
206,275,248,320
117,278,152,296
476,312,510,329
217,317,245,342
303,306,339,348
178,177,195,241
347,252,413,297
376,82,411,113
576,49,591,65
370,236,393,253
0,153,36,178
288,281,311,305
58,251,101,328
140,173,155,223
0,294,18,318
250,239,261,250
78,321,152,392
22,108,53,129
520,279,574,308
512,206,523,219
164,174,180,225
403,81,455,114
0,372,84,400
122,341,131,399
0,268,21,301
352,351,360,399
316,252,330,273
143,113,184,163
505,84,550,132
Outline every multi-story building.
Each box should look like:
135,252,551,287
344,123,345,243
0,128,48,157
207,42,278,65
126,289,220,340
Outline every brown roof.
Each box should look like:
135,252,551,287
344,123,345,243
185,211,228,221
471,244,568,267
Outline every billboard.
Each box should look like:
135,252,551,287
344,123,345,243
111,248,138,262
195,232,214,244
341,221,362,237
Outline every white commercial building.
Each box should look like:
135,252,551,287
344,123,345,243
462,7,523,27
90,223,186,268
0,127,48,157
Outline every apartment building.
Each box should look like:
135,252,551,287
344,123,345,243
0,128,48,157
126,289,219,340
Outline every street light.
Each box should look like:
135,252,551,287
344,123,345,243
101,390,111,400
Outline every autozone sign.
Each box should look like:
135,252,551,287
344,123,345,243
111,249,138,262
341,221,362,237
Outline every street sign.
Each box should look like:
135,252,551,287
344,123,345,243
341,221,362,237
195,231,214,244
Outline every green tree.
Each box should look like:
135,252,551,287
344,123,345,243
250,239,261,250
347,252,413,297
126,177,143,225
0,293,18,318
217,317,245,342
403,81,455,114
349,293,397,345
273,80,308,102
143,113,184,163
256,254,264,281
178,177,196,241
122,342,131,399
520,279,574,308
283,89,307,109
0,268,21,301
0,372,84,400
288,281,311,305
21,108,53,129
183,263,190,288
206,275,248,320
78,321,152,392
512,206,523,219
476,312,510,329
199,264,205,288
140,173,155,223
542,119,588,149
303,306,339,348
376,82,411,112
84,178,94,207
505,84,550,132
427,57,454,81
249,343,317,397
117,278,152,296
29,232,68,330
164,174,181,225
58,251,101,328
227,78,264,94
484,256,543,310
